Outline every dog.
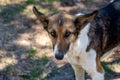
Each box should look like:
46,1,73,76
33,0,120,80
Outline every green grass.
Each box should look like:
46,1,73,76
19,59,43,80
41,0,59,3
19,52,50,79
46,66,59,78
0,8,14,23
41,53,49,65
19,68,42,80
27,46,37,58
51,68,59,74
101,61,119,78
0,5,2,13
0,4,25,23
51,8,58,14
102,62,111,74
30,68,42,80
26,0,35,4
36,6,50,14
1,64,15,76
19,72,31,79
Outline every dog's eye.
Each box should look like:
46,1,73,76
50,31,57,38
64,31,71,38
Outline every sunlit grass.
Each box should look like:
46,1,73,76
35,5,58,15
0,0,11,5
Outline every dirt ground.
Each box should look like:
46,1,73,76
0,0,120,80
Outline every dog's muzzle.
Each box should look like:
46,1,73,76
55,52,64,60
53,43,70,60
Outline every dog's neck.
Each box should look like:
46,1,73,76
68,23,91,55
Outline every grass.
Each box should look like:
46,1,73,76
0,0,58,23
26,0,59,4
41,0,59,3
0,64,14,76
25,9,33,17
19,59,49,80
19,72,30,79
45,66,59,79
26,0,35,4
36,5,58,15
19,59,43,80
30,67,42,80
102,62,112,77
41,52,49,65
51,67,59,74
0,4,26,23
19,72,39,80
27,46,37,58
19,51,50,80
101,60,120,79
51,8,58,14
0,5,2,13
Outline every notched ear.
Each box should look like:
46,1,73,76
74,10,98,27
33,6,49,29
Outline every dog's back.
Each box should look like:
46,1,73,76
87,0,120,54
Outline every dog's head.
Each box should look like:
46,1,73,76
33,6,98,60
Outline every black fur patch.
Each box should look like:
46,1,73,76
87,0,120,56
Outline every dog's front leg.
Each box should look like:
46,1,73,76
72,64,85,80
80,50,105,80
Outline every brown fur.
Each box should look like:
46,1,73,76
47,13,77,54
96,54,104,73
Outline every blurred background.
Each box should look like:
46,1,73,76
0,0,120,80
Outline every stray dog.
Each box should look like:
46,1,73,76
33,0,120,80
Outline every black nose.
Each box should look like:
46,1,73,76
55,53,64,60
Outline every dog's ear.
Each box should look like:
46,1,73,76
33,6,49,29
74,10,98,28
